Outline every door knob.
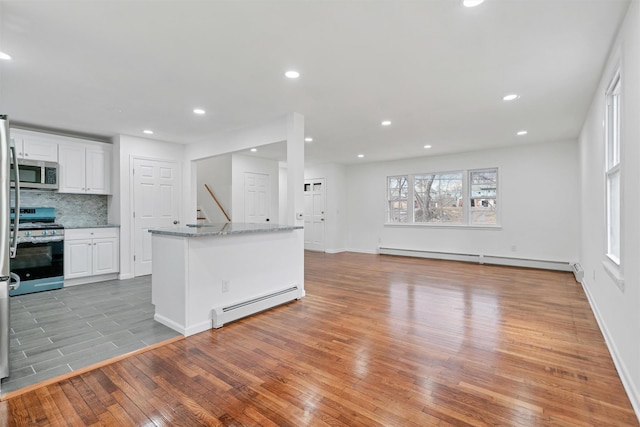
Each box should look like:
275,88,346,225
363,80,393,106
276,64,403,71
173,220,180,225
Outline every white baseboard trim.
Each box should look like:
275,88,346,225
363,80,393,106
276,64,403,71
345,248,379,255
324,248,347,254
153,314,211,337
153,313,186,335
377,246,572,272
64,273,120,287
579,279,640,423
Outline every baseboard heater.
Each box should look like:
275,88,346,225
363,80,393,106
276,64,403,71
212,285,301,328
571,262,584,282
378,247,573,272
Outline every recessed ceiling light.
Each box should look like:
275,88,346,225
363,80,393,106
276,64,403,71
357,154,365,158
0,52,11,60
503,94,520,101
250,148,258,152
462,0,485,7
143,130,154,134
517,130,528,136
285,70,300,79
381,120,392,126
305,137,313,142
424,145,432,149
193,108,205,115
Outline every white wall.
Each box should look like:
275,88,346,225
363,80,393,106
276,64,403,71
184,113,304,227
579,0,640,415
279,163,288,225
304,163,349,253
231,154,279,223
345,140,580,263
110,134,185,280
196,154,232,222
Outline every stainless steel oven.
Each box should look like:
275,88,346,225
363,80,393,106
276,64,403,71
9,207,64,296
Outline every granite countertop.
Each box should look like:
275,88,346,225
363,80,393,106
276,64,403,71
148,222,303,237
63,224,120,229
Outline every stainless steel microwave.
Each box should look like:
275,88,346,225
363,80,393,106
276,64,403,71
10,158,59,190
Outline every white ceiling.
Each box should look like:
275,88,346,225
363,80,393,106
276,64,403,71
0,0,630,165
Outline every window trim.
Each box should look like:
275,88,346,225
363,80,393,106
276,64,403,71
605,68,621,268
385,167,499,228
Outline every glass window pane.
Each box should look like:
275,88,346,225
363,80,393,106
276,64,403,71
470,198,497,225
607,171,620,262
388,176,408,223
414,173,462,223
470,169,498,225
607,76,621,169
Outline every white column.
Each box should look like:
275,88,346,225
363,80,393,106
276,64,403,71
286,113,305,226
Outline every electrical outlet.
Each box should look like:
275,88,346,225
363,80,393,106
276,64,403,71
511,245,517,252
222,280,230,293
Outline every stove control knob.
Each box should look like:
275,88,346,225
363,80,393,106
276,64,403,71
25,231,31,237
51,230,56,235
42,230,48,236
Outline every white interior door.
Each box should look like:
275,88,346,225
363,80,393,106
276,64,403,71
244,172,270,223
133,158,180,276
304,178,325,251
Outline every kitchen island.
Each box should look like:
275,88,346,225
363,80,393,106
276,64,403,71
148,223,304,336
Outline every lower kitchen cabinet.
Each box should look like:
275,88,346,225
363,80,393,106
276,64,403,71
64,227,119,285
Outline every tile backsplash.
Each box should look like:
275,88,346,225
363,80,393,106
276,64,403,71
12,189,108,227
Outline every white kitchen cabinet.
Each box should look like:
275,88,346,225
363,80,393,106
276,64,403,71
58,142,112,194
64,228,119,284
10,129,59,162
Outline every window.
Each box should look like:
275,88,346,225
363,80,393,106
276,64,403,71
387,168,498,226
605,71,621,264
387,176,409,223
414,173,463,224
470,169,497,225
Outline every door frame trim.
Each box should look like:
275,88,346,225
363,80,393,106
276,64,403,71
304,177,326,252
130,155,181,277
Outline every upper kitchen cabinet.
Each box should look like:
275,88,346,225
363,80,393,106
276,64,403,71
10,129,59,162
58,141,112,194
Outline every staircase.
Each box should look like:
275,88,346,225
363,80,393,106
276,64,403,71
196,207,209,224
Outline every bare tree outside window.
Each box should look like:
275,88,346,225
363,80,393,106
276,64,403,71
414,173,463,223
386,168,498,226
388,176,409,222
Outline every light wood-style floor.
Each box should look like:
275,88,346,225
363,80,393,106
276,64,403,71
1,251,637,426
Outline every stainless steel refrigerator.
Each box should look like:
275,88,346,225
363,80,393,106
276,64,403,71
1,115,20,381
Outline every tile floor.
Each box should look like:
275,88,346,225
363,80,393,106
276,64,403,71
1,276,180,395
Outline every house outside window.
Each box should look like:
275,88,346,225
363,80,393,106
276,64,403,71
470,169,498,226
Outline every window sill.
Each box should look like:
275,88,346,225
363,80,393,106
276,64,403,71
602,259,624,292
384,223,502,231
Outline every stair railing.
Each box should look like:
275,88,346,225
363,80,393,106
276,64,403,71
204,183,231,222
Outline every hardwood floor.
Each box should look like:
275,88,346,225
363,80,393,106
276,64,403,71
0,251,637,426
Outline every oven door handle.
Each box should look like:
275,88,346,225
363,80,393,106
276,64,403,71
17,236,64,244
9,272,20,291
10,144,20,258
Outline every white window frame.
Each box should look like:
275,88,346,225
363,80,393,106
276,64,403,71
605,70,621,267
469,168,499,226
385,167,499,228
